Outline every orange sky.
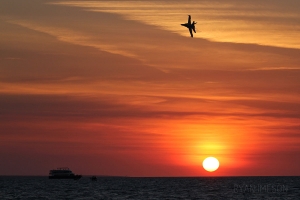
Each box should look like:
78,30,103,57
0,0,300,176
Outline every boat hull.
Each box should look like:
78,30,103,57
49,175,82,180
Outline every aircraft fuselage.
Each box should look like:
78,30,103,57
181,15,196,37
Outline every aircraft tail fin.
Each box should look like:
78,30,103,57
192,21,197,33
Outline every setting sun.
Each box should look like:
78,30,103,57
203,157,220,172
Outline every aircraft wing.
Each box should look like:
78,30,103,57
193,26,196,33
188,15,191,24
189,28,193,37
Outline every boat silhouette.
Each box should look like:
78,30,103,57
49,167,82,180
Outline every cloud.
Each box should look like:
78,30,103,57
7,19,137,58
51,0,300,49
1,0,300,176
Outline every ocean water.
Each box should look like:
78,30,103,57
0,176,299,199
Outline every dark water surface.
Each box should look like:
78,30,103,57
0,176,299,199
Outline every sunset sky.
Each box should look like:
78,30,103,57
1,0,300,176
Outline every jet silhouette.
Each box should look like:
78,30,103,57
181,15,196,37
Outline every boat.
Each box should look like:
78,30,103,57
49,167,82,180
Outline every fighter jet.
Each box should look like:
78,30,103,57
181,15,197,37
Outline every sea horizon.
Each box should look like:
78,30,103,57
1,175,300,178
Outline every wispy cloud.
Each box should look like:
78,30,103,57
7,19,137,58
51,0,300,49
1,0,300,176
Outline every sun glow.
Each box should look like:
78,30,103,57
203,157,220,172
